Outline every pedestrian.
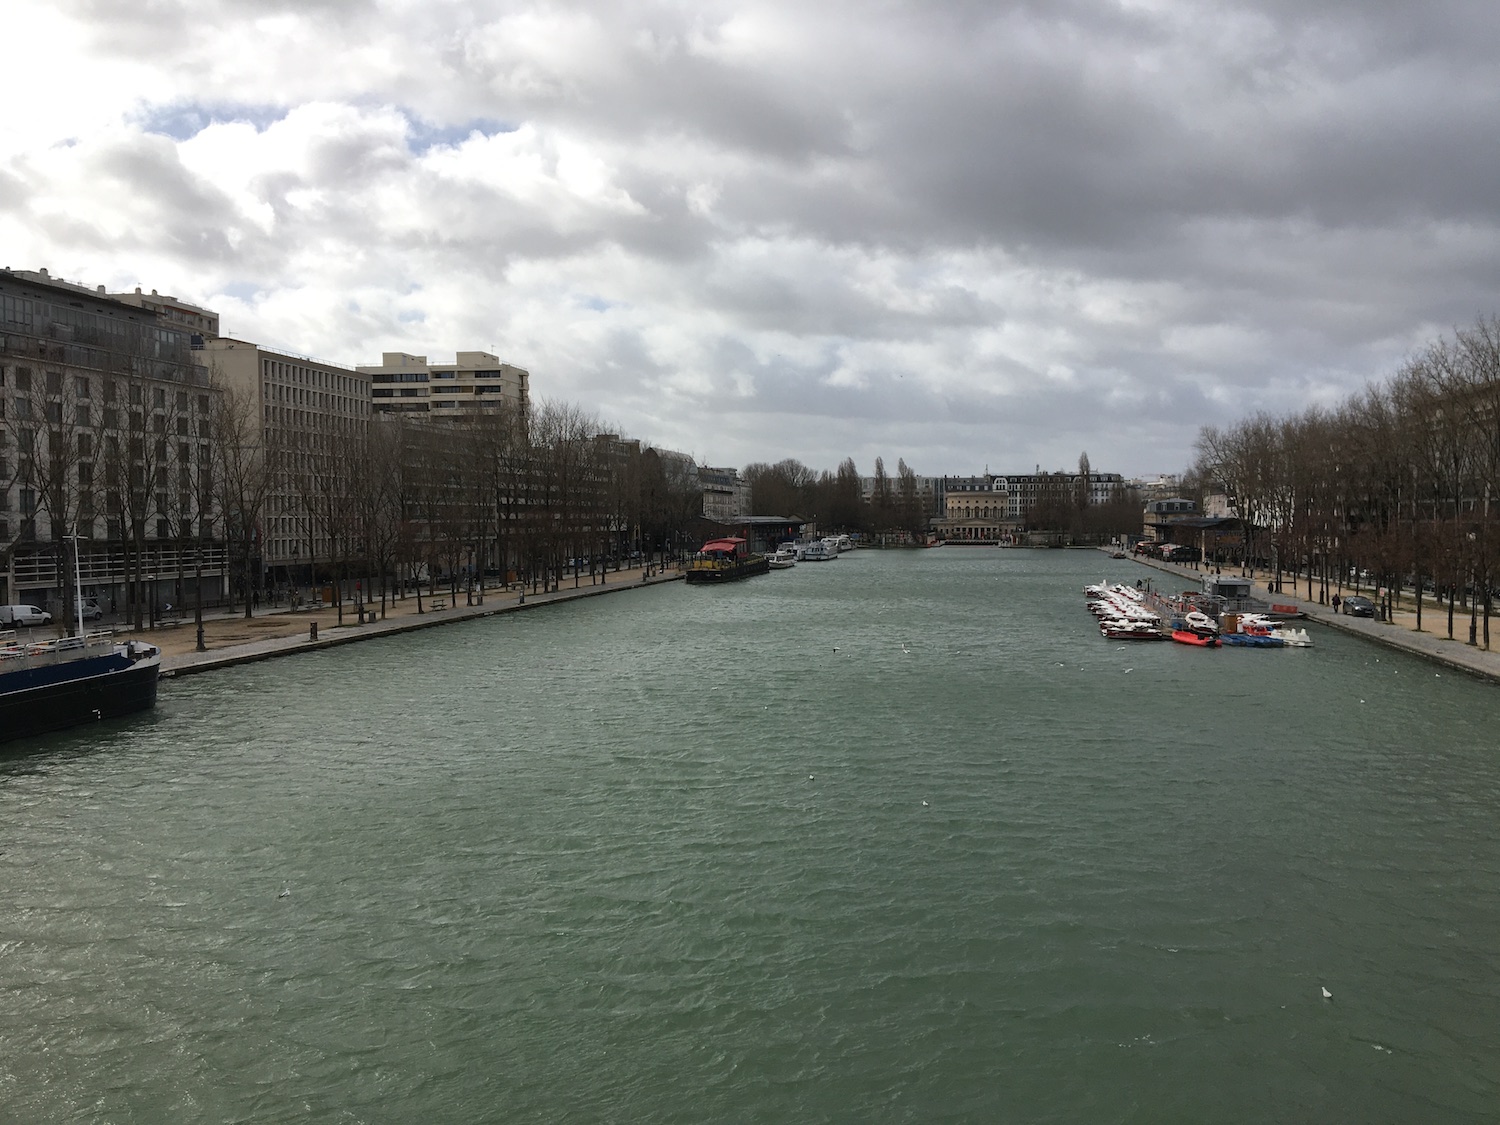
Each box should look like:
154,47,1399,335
1332,594,1341,613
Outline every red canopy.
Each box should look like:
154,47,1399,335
700,538,745,553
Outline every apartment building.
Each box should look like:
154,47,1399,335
358,351,530,417
699,465,750,521
0,268,226,610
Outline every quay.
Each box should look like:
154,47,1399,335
1118,548,1500,685
150,566,683,678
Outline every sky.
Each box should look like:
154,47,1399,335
5,0,1500,480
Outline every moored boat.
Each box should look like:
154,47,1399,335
684,537,771,584
1171,629,1221,647
0,631,162,745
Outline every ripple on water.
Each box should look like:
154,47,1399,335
3,551,1500,1122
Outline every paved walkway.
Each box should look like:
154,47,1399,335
152,567,683,678
1118,549,1500,684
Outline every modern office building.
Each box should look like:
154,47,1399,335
197,336,371,579
0,268,227,612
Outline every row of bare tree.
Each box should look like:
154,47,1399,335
212,394,709,629
1193,316,1500,647
744,456,931,537
3,368,706,639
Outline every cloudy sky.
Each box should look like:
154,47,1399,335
5,0,1499,479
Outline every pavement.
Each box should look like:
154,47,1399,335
98,566,685,677
1119,548,1500,684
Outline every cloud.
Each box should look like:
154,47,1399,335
7,0,1500,476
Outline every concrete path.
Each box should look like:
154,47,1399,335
159,568,683,678
1118,549,1500,684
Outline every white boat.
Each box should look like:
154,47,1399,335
1183,609,1219,634
836,534,854,552
1271,626,1314,647
768,547,797,569
801,540,838,562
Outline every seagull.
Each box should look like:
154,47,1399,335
808,774,814,780
1321,986,1332,1000
921,800,929,807
278,883,291,899
900,643,910,653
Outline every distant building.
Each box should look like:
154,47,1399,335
109,285,220,344
357,351,529,417
932,469,1126,540
699,465,750,521
936,474,1011,542
1143,497,1197,542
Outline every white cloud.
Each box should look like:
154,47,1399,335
7,0,1500,476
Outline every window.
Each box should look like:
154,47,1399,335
14,396,30,420
197,394,209,413
15,368,31,391
45,371,62,393
176,391,188,410
156,517,170,539
77,433,91,458
177,416,188,435
75,376,91,398
130,384,142,405
154,387,166,408
78,462,92,487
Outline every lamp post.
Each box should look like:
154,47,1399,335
148,574,157,629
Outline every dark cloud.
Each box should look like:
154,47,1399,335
11,0,1500,475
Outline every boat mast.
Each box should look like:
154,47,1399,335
69,527,85,636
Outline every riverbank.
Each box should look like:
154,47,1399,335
1118,548,1500,684
153,566,683,677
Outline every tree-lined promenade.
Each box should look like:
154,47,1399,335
1194,316,1500,648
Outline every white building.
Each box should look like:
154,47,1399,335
358,351,529,417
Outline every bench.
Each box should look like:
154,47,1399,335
431,599,448,611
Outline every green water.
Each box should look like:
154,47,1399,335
3,549,1497,1123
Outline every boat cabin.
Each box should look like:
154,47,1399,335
696,537,749,561
1200,575,1251,600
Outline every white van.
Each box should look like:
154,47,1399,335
0,604,52,627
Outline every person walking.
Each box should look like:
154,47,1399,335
1332,593,1341,614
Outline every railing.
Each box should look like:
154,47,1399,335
0,629,116,670
9,544,229,585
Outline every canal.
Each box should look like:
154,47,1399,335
3,547,1497,1122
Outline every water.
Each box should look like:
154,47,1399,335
3,549,1498,1123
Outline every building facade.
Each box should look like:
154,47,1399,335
199,337,371,580
0,268,227,613
359,351,529,417
699,465,750,522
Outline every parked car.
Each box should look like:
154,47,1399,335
81,600,104,621
0,604,52,627
1342,595,1376,618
